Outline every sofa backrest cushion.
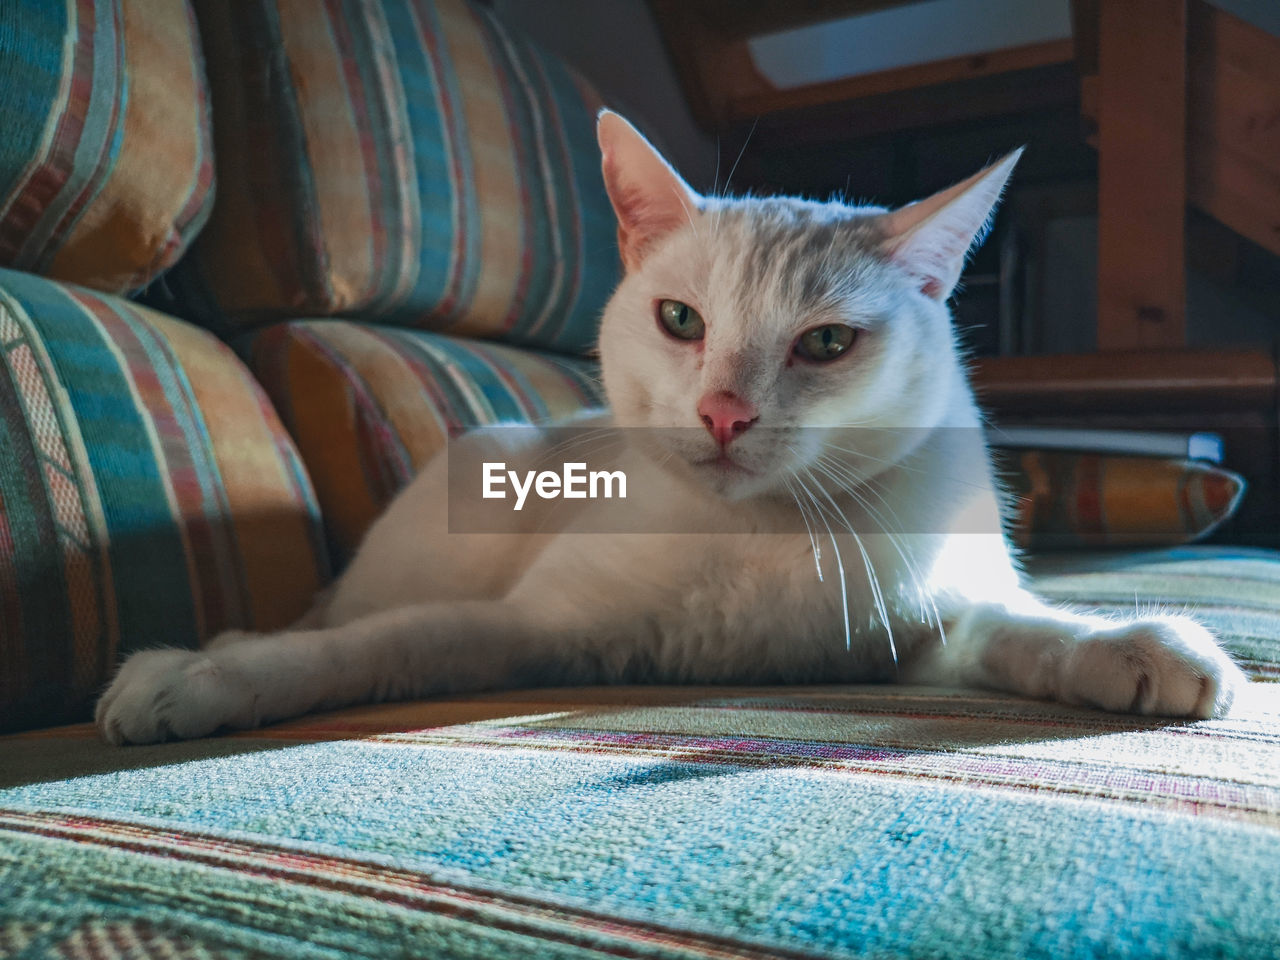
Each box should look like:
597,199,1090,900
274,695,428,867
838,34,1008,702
0,0,214,295
176,0,620,355
0,269,329,733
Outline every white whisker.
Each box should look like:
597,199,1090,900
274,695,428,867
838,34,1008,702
783,475,824,581
798,467,897,665
815,455,946,647
791,472,854,652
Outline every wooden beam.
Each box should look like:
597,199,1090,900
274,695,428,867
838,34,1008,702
727,40,1074,121
738,66,1079,148
971,349,1276,414
648,0,1076,134
1096,0,1188,350
681,0,915,43
1081,0,1280,259
1070,0,1100,77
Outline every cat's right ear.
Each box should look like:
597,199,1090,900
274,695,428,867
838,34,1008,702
597,110,701,271
879,149,1023,301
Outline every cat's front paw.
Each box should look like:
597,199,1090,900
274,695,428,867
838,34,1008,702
1060,617,1245,719
95,648,258,745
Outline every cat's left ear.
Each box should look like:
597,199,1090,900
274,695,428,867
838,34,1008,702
879,149,1023,300
597,109,702,271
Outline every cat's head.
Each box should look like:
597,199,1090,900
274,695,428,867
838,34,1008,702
596,110,1019,501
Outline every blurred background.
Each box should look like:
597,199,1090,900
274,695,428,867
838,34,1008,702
488,0,1280,544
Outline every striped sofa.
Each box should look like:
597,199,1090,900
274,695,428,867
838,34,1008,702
1,1,1278,958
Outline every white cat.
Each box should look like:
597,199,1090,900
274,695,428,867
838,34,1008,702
96,111,1245,745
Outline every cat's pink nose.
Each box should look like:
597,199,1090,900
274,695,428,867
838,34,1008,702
697,391,758,448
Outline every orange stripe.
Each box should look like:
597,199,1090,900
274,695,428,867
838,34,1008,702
438,0,524,337
274,2,376,310
48,0,205,290
306,324,448,472
152,311,323,632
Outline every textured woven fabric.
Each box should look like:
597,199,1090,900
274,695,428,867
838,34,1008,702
1,682,1278,958
0,548,1277,958
0,0,214,294
245,319,602,562
999,449,1244,550
174,0,619,354
0,269,328,733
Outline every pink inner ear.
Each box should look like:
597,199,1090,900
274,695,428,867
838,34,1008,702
892,219,978,298
598,112,701,270
609,180,693,268
610,180,661,236
920,278,944,299
879,149,1022,300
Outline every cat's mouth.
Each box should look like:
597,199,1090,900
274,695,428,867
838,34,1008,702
693,452,757,476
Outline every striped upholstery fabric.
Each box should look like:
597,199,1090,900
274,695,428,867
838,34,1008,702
176,0,619,354
999,449,1244,550
0,269,328,733
246,320,602,562
2,545,1279,957
0,0,214,294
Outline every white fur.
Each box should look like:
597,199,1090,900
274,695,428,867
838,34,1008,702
96,113,1245,744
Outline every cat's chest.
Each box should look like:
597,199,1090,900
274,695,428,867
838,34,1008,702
663,534,860,638
631,532,910,681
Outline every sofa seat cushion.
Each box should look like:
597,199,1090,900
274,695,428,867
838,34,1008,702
175,0,619,354
1,547,1278,958
0,0,214,294
245,320,602,562
0,269,328,733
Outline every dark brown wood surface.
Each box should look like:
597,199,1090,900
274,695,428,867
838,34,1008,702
1096,0,1188,350
1080,0,1280,261
972,349,1276,413
647,0,1074,131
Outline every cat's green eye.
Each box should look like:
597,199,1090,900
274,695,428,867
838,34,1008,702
795,324,857,362
657,299,705,340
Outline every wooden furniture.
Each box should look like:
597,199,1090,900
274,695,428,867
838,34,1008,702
647,0,1075,132
972,349,1279,543
647,0,1280,348
647,0,1280,541
1075,0,1280,349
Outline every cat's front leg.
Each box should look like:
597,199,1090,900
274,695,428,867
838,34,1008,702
96,600,595,745
910,599,1246,719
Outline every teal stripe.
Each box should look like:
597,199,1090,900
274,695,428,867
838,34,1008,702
417,0,480,328
475,11,552,343
0,270,197,655
331,0,406,315
382,1,454,324
22,0,128,269
545,64,621,352
3,736,1279,959
394,329,525,425
0,1,68,193
99,295,251,630
454,340,549,422
510,34,582,348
